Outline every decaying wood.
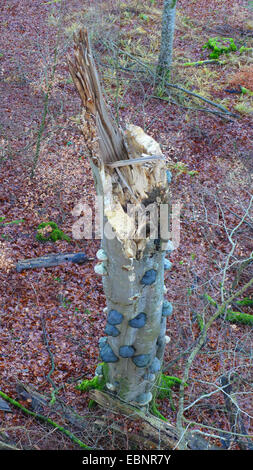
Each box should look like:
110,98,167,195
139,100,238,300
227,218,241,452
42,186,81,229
106,154,165,168
0,439,20,450
94,417,160,449
68,29,128,165
69,29,172,406
16,252,92,272
68,30,169,247
16,381,89,431
90,390,220,450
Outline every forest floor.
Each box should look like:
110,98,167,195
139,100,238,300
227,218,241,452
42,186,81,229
0,0,252,451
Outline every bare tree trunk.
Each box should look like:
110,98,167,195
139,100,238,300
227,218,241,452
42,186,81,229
68,30,172,407
156,0,177,85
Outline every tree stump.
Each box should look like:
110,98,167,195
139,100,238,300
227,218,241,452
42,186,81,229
68,29,172,407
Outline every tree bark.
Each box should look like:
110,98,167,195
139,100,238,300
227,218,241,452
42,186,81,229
156,0,177,84
68,30,172,407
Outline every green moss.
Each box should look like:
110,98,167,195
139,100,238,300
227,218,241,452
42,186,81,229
203,37,237,59
236,297,253,307
183,59,221,66
158,374,188,399
77,375,103,392
226,310,253,325
150,373,188,418
1,218,25,226
77,363,107,408
196,313,204,331
150,400,168,421
204,294,217,307
240,86,253,96
204,295,253,325
234,100,253,115
139,13,149,22
77,363,107,392
239,46,253,54
36,221,71,243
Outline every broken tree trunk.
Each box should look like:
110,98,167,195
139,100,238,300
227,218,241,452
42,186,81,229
68,30,172,407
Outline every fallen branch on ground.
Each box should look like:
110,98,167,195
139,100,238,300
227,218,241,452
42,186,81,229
16,252,93,272
0,390,92,450
89,389,219,450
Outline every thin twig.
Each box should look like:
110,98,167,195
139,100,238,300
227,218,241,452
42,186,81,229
176,276,253,449
41,315,60,405
218,195,253,302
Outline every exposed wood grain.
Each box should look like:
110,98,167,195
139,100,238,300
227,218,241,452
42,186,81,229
68,29,128,164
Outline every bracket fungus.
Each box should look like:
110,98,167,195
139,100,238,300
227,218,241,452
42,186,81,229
132,354,151,368
100,342,118,363
162,300,173,317
166,170,172,184
135,392,153,406
140,269,157,286
164,259,172,271
107,309,123,325
119,345,135,358
95,364,104,377
104,323,121,337
94,263,107,276
96,249,108,261
166,240,174,253
128,312,147,329
149,357,161,374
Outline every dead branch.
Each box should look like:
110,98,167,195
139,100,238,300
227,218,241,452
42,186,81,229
220,375,253,450
16,252,92,272
89,389,219,450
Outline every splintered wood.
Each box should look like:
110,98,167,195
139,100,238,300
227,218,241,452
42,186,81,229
68,29,128,164
68,29,169,259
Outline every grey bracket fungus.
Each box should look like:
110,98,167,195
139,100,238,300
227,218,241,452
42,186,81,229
104,323,120,337
164,258,172,271
162,300,173,317
94,262,107,276
132,354,151,368
166,170,172,184
96,248,108,261
140,269,157,286
98,337,107,349
95,364,103,377
149,357,161,374
135,392,152,406
119,345,135,358
100,342,118,363
143,373,156,382
107,309,123,325
166,240,174,253
128,312,147,329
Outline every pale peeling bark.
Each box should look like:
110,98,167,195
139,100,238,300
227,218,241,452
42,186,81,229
69,30,172,407
157,0,177,82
